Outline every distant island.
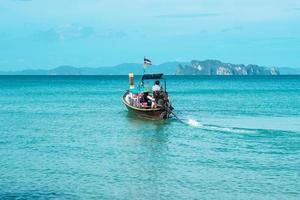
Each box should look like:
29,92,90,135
1,59,300,75
176,60,279,75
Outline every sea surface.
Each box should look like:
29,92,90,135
0,75,299,199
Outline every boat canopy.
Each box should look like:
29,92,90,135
142,73,164,80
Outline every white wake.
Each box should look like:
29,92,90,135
183,118,256,134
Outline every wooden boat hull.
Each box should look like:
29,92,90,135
122,92,167,120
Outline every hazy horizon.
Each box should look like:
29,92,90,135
0,0,300,71
1,59,300,72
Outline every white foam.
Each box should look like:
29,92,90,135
182,117,257,133
187,119,203,127
184,118,256,133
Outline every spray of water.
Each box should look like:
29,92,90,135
186,118,203,127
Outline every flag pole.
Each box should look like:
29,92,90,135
142,64,146,75
143,56,146,75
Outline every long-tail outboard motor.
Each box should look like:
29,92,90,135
155,91,173,119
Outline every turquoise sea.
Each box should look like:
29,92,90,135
0,76,299,199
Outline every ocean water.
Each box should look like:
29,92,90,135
0,75,299,199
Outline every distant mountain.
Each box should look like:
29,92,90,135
0,62,184,75
175,60,279,75
0,59,294,75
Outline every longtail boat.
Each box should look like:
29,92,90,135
122,73,173,120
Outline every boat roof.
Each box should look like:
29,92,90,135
142,73,164,80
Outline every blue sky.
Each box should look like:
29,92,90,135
0,0,300,70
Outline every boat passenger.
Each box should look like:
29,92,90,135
147,95,157,108
139,92,150,106
140,92,157,108
152,80,161,92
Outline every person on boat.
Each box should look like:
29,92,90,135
147,94,156,108
140,92,157,108
139,92,150,106
152,80,161,92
